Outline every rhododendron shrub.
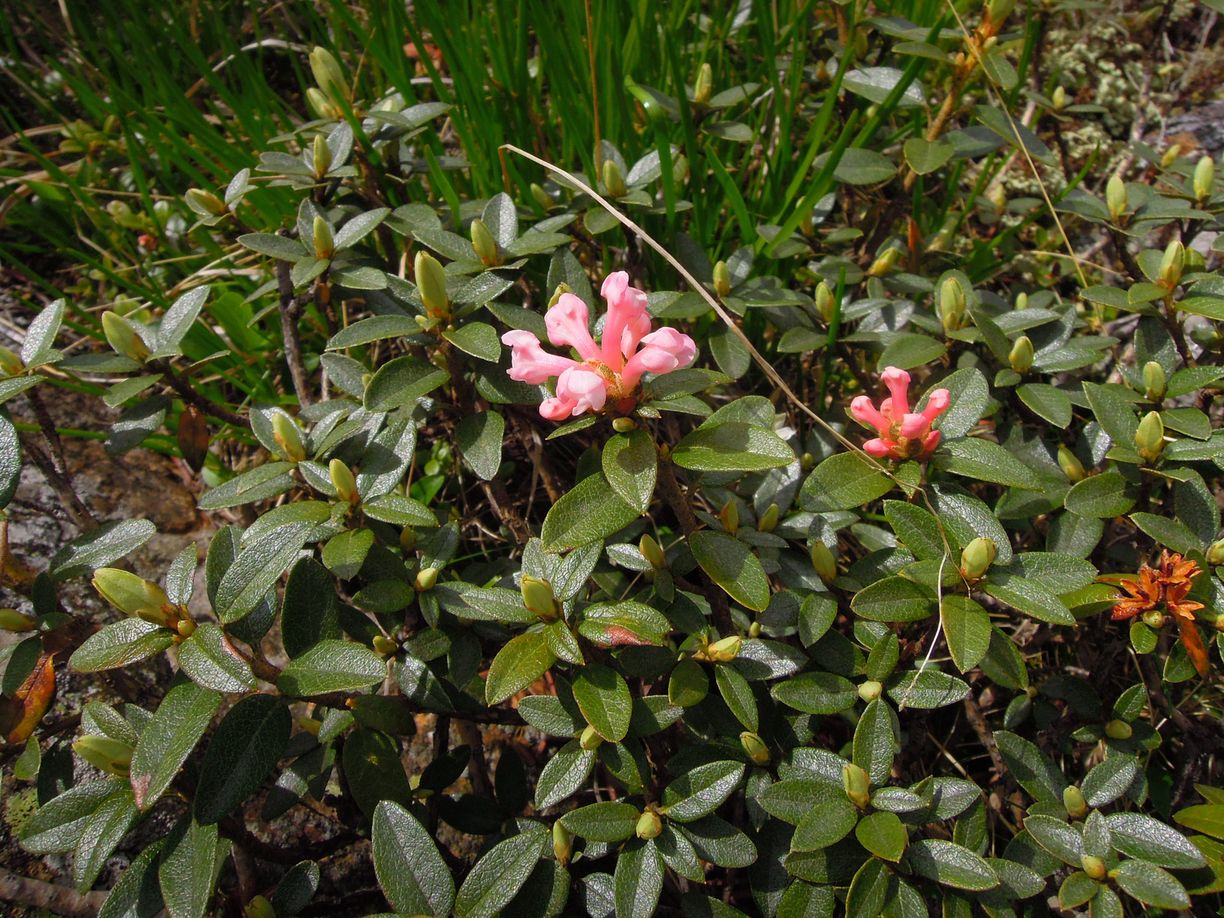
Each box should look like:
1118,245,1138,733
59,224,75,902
1,16,1223,918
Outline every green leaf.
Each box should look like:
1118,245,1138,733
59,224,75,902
614,839,665,918
277,640,385,696
334,208,390,250
1081,756,1141,808
22,299,65,366
1112,859,1190,909
456,411,505,481
878,333,947,370
50,518,157,581
486,631,557,704
1174,804,1224,839
801,452,893,511
903,137,954,174
97,838,164,918
535,739,595,809
905,839,999,891
1083,383,1139,445
69,618,174,673
851,577,933,622
540,473,639,552
792,798,858,851
153,287,209,357
572,664,632,742
577,601,671,648
688,530,770,612
940,596,991,672
281,557,342,659
1064,471,1134,518
983,575,1076,625
714,663,758,731
342,728,411,818
372,801,454,917
661,761,745,822
672,423,793,472
198,463,295,510
856,811,908,862
73,787,139,890
883,500,945,561
129,682,220,810
363,356,450,411
845,858,894,917
321,528,374,580
177,623,256,693
824,147,897,185
771,671,857,715
1128,512,1201,555
602,430,657,512
214,522,314,623
1024,814,1084,865
669,658,710,707
1105,813,1206,869
194,694,291,824
326,315,420,349
995,732,1066,804
443,322,501,361
561,801,640,842
158,818,223,918
238,233,308,260
0,412,21,511
886,669,970,709
853,699,898,784
939,438,1042,489
1017,383,1073,428
454,826,548,918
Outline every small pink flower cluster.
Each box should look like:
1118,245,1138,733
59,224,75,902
502,272,697,420
850,367,950,460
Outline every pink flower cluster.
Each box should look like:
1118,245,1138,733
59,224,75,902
850,367,950,460
502,272,697,420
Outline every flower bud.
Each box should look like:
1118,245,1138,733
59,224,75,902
1142,609,1165,629
0,346,23,377
987,184,1007,214
101,311,149,363
640,534,667,570
1063,786,1088,819
309,47,350,103
1008,335,1034,374
866,246,901,278
694,63,713,106
530,182,553,212
372,635,399,656
305,87,335,120
1081,855,1107,880
92,568,171,624
312,134,332,179
748,621,762,638
740,731,771,766
399,527,416,553
843,763,871,809
271,413,307,463
986,0,1016,26
1106,174,1127,222
719,499,739,535
1104,719,1132,740
1135,410,1165,462
1158,240,1184,289
815,282,836,324
1161,143,1181,168
415,250,449,318
612,417,636,432
185,188,226,217
552,820,573,865
602,159,627,198
858,680,883,703
73,735,132,776
1142,361,1166,402
547,283,571,309
707,635,742,663
312,215,335,259
713,260,732,297
470,218,501,267
579,724,603,751
414,566,439,592
521,576,559,621
758,503,779,533
635,809,663,839
1050,86,1067,111
1057,446,1086,482
810,541,837,583
1014,291,1028,311
245,895,277,918
0,609,35,632
329,458,358,503
960,537,997,580
1193,155,1214,202
1207,539,1224,566
938,277,966,333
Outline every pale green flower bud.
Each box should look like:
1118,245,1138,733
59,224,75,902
810,541,837,583
312,215,335,259
1104,718,1132,740
1161,143,1181,169
1009,335,1034,374
639,534,667,570
521,576,559,621
185,188,226,217
635,809,663,839
73,735,132,777
1057,446,1086,482
815,282,836,324
987,0,1016,26
740,731,771,766
719,499,739,535
706,635,742,663
1081,855,1107,880
713,260,732,297
1106,174,1127,222
1193,155,1215,202
1158,240,1184,289
858,680,883,703
866,246,901,278
415,250,449,317
547,283,571,309
579,724,603,751
694,63,713,106
530,183,553,212
552,821,573,864
960,537,997,580
470,218,501,267
1206,539,1224,566
372,635,399,656
1051,86,1067,111
305,87,336,120
309,47,350,103
1135,411,1165,462
101,311,149,363
1142,361,1166,402
1142,609,1165,629
312,134,332,179
414,566,439,592
938,277,966,333
92,568,171,624
329,458,358,504
0,347,23,377
245,896,277,918
602,159,627,198
843,763,871,809
758,503,779,533
612,417,636,433
1014,291,1028,311
271,413,306,463
1063,786,1088,819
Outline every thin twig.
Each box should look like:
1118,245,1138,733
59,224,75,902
20,434,96,530
0,868,107,918
276,254,313,408
153,359,248,428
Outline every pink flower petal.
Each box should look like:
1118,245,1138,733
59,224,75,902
546,293,600,361
600,272,649,370
881,366,911,416
556,366,608,416
850,396,889,435
898,413,930,439
501,329,579,384
621,327,697,388
920,429,941,456
539,396,575,421
920,388,951,425
863,438,893,458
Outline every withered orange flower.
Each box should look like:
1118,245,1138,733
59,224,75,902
1112,551,1209,678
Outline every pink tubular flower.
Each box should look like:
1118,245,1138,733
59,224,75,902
502,271,697,420
850,366,950,460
